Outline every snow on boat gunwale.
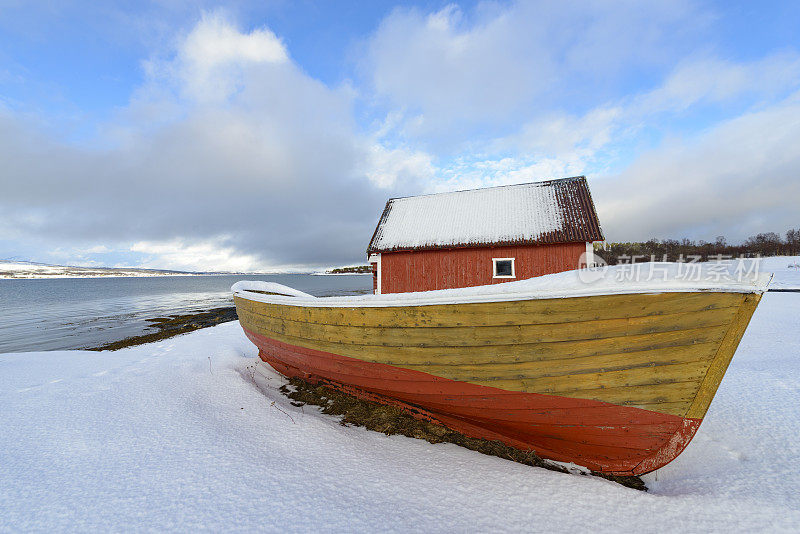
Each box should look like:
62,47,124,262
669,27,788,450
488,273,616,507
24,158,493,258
232,263,771,307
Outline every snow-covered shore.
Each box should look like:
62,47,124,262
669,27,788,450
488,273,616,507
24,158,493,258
0,261,198,279
1,292,798,532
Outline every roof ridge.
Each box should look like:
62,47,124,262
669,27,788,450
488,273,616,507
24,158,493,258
388,175,587,202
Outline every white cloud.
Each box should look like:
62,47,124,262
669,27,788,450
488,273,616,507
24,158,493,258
433,156,584,193
363,0,800,203
174,11,289,103
131,238,272,272
181,11,288,67
364,144,436,189
373,37,800,242
594,92,800,242
501,106,624,163
365,1,705,143
633,53,800,114
84,245,111,254
368,4,540,124
482,52,800,186
0,12,433,269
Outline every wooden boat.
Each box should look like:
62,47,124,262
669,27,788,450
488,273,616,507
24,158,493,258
232,266,770,475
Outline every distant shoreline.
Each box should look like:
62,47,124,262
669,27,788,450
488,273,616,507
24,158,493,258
0,273,208,280
1,260,377,279
1,272,373,280
311,272,373,276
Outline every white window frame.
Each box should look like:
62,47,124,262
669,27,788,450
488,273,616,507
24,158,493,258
492,257,516,279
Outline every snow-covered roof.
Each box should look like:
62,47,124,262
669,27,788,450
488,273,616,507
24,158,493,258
366,176,604,254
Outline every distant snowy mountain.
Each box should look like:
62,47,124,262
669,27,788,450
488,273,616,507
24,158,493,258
0,261,198,279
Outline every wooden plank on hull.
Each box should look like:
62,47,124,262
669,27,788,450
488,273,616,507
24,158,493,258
685,293,762,419
238,305,738,348
235,291,743,328
239,315,730,367
433,359,712,395
398,342,718,379
467,378,701,408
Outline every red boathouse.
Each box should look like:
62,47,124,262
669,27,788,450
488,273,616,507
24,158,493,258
367,176,604,294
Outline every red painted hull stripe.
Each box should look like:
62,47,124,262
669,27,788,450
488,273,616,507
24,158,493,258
243,328,702,475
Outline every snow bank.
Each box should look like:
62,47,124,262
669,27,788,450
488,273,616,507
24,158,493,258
233,262,773,308
1,293,799,532
756,255,800,289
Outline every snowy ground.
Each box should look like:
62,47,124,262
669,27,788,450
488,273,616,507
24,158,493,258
756,256,800,289
1,294,799,532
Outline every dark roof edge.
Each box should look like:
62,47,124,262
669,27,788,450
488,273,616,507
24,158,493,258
577,176,605,242
366,200,393,257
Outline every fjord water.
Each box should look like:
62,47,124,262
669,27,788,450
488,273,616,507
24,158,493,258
0,275,372,354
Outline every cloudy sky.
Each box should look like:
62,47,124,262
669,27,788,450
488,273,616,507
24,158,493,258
1,1,799,272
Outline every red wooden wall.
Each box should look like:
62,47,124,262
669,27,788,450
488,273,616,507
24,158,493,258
378,242,586,294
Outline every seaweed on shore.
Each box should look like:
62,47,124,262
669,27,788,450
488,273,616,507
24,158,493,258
88,307,238,351
279,377,647,491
